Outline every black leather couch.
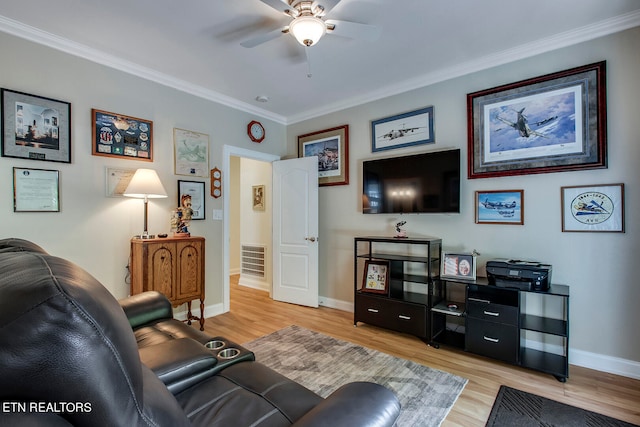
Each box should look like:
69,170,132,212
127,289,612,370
0,238,400,426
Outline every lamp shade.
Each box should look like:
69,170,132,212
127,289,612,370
123,169,168,199
289,16,326,46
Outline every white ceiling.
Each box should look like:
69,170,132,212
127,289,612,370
1,0,639,124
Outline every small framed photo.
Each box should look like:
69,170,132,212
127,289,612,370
441,252,477,281
361,260,390,294
252,185,265,211
475,189,524,225
13,167,60,212
1,88,71,163
178,180,205,220
92,109,153,161
298,124,349,186
371,106,435,152
561,183,624,232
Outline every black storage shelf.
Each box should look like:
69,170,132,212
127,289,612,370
521,314,567,337
354,236,441,342
521,348,567,378
431,277,570,382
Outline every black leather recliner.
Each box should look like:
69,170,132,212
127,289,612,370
0,239,401,426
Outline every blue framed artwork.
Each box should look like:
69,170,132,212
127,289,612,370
475,189,524,225
371,106,435,152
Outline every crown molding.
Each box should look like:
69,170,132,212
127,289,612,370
286,10,640,124
0,15,288,125
1,11,638,126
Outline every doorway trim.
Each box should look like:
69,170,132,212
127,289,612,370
222,145,280,313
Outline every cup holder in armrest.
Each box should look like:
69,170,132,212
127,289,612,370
203,336,255,373
204,340,225,350
217,348,240,359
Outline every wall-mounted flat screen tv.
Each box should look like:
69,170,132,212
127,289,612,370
363,149,460,214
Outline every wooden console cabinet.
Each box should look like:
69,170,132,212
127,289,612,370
130,236,205,330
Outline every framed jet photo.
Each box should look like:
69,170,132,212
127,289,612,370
371,106,435,152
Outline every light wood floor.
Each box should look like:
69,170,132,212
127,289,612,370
202,277,640,426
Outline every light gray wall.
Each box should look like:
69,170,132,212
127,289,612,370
287,27,640,377
0,33,287,310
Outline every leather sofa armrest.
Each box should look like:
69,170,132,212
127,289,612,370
119,291,173,329
139,338,218,395
291,382,401,427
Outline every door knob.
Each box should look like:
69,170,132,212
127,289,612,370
305,237,317,242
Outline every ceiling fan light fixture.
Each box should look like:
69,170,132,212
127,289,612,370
289,15,326,46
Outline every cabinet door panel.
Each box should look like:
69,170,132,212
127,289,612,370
148,245,176,300
176,241,202,300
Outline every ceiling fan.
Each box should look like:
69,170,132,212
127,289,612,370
240,0,380,49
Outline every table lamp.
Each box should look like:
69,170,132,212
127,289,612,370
124,168,167,238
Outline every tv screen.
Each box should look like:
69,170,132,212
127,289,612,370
363,149,460,214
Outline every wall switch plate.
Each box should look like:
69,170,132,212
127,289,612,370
212,209,223,220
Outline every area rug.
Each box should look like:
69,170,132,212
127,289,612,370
486,385,639,427
244,325,467,427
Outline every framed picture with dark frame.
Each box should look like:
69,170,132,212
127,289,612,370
371,106,435,152
92,108,153,161
561,183,624,232
441,252,477,281
298,125,349,186
475,189,524,225
467,61,607,179
1,88,71,163
177,180,205,220
361,260,389,294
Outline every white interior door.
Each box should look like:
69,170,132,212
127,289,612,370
272,156,319,307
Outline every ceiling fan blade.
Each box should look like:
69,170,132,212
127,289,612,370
259,0,299,16
240,27,288,48
325,19,381,41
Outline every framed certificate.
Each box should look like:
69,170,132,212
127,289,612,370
13,167,60,212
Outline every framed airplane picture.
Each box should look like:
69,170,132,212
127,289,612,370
371,106,435,152
467,61,606,178
475,189,524,225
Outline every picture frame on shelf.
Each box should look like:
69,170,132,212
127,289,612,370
92,109,153,161
467,61,607,178
371,106,435,152
1,88,71,163
298,124,349,186
177,180,205,220
561,183,624,232
475,189,524,225
13,167,60,212
441,252,477,281
361,260,390,294
252,185,265,211
174,128,209,177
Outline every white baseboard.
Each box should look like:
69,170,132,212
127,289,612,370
319,295,353,313
238,275,270,292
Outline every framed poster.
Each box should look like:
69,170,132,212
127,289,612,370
561,183,624,232
298,125,349,186
1,88,71,163
361,260,389,294
475,189,524,225
174,128,209,177
467,61,606,178
13,167,60,212
371,106,435,152
441,252,477,281
92,109,153,161
178,180,205,220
